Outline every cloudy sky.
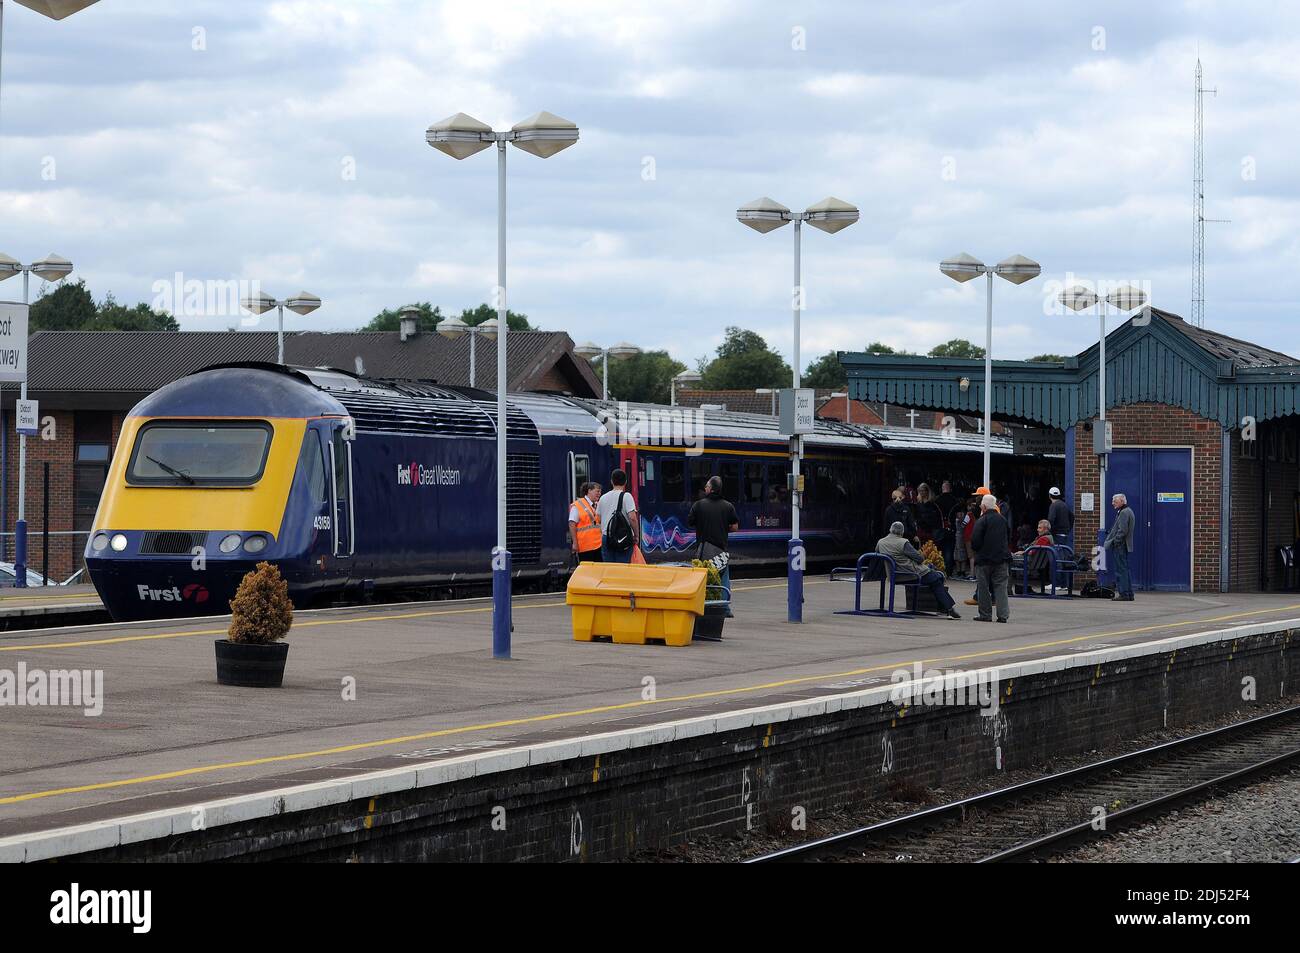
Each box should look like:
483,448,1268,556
2,0,1298,371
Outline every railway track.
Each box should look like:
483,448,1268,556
748,704,1300,864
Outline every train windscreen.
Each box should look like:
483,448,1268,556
126,422,273,486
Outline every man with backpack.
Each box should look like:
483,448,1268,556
598,468,640,564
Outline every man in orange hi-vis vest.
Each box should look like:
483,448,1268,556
568,482,604,562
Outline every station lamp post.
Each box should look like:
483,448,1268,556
434,313,498,389
426,110,579,660
737,196,859,623
574,342,641,400
1058,283,1147,523
240,291,322,364
939,253,1041,488
670,370,700,406
0,253,74,586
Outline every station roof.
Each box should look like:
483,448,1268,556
7,328,602,409
841,309,1300,431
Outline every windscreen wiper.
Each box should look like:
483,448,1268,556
145,455,196,485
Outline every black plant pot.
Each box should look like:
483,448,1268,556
693,603,728,642
215,639,289,687
904,585,943,615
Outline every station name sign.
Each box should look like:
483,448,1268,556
779,388,815,436
0,302,29,383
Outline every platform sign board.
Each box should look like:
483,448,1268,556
0,302,29,383
1012,427,1066,455
779,388,815,436
16,399,38,436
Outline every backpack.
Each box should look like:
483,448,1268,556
1081,580,1115,599
606,490,635,552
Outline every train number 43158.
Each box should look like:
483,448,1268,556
313,515,332,530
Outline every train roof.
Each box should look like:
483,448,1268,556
149,364,1049,459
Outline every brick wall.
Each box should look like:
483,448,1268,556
0,410,125,582
1072,402,1223,592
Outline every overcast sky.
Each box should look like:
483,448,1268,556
2,0,1297,370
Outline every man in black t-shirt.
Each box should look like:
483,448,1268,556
689,476,739,617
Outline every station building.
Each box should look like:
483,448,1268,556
841,308,1300,594
0,328,602,582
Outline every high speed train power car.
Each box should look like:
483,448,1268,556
86,362,1040,622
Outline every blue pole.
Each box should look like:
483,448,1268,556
787,537,803,623
493,547,512,659
14,518,26,587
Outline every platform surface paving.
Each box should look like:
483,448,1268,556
1,575,1298,840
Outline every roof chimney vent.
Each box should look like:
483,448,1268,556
399,304,421,342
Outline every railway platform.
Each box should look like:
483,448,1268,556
1,576,1298,861
0,585,105,629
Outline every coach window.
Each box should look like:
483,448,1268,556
743,462,763,503
660,457,685,503
720,461,741,502
688,457,712,499
766,463,789,505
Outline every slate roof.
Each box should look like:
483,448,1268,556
11,329,601,407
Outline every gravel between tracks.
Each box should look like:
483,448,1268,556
626,696,1300,863
1051,763,1300,863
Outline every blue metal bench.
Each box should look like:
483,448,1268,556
829,552,921,618
1011,545,1078,598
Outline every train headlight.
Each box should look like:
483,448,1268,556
243,535,267,554
110,533,128,552
219,533,242,554
91,533,110,552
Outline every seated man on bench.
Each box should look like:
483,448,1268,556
876,521,961,620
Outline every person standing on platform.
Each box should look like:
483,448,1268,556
1047,487,1074,547
599,469,639,564
971,493,1011,623
568,482,603,563
884,488,917,542
1105,492,1136,601
937,480,958,573
688,475,739,618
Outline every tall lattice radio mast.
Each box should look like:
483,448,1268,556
1192,59,1218,329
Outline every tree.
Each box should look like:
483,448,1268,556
601,350,686,403
29,280,97,331
96,295,179,331
928,338,985,359
459,303,532,332
363,302,443,333
864,341,913,355
1027,353,1067,363
29,280,178,332
699,327,792,390
802,351,847,388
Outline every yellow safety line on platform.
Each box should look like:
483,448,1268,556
1,601,1298,808
0,582,789,653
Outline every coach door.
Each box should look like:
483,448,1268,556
328,423,355,561
1106,448,1192,591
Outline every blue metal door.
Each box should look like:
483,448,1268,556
1105,448,1191,591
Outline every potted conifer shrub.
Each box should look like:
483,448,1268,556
215,561,294,687
690,559,728,642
